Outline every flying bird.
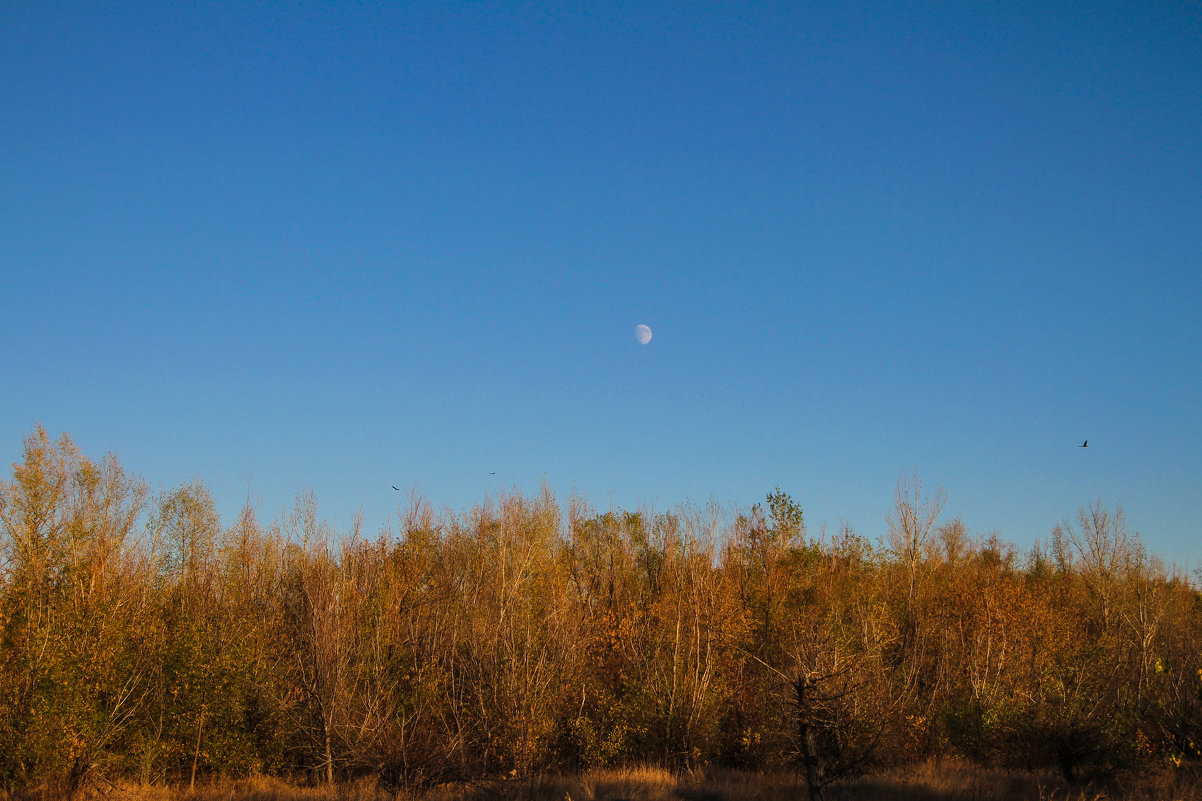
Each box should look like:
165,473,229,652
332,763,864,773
392,485,401,490
1079,441,1088,448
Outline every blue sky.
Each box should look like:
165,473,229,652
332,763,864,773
3,1,1200,566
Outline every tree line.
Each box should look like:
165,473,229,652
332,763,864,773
1,426,1199,798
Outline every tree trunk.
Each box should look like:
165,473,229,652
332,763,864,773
796,676,824,801
190,702,206,791
324,719,335,785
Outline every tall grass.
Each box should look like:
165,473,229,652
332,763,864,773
32,764,1199,801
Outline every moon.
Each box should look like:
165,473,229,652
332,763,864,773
635,324,652,345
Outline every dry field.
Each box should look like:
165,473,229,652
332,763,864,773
35,764,1199,801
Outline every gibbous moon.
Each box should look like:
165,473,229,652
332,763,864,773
635,324,652,345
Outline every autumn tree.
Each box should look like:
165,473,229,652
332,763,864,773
0,427,152,795
2,427,1201,790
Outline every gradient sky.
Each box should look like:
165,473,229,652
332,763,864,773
3,1,1200,567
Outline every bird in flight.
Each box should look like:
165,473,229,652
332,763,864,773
392,485,401,490
1079,441,1088,448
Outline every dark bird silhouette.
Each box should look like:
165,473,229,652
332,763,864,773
489,472,496,475
1079,441,1088,448
392,485,401,490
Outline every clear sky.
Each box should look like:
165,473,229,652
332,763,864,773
3,2,1200,567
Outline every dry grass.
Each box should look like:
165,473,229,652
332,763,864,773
24,763,1200,801
820,760,1200,801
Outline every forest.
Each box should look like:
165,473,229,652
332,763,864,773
1,426,1200,799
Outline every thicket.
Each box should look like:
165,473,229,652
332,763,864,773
1,426,1200,799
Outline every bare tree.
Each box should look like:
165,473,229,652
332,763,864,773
886,471,946,603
